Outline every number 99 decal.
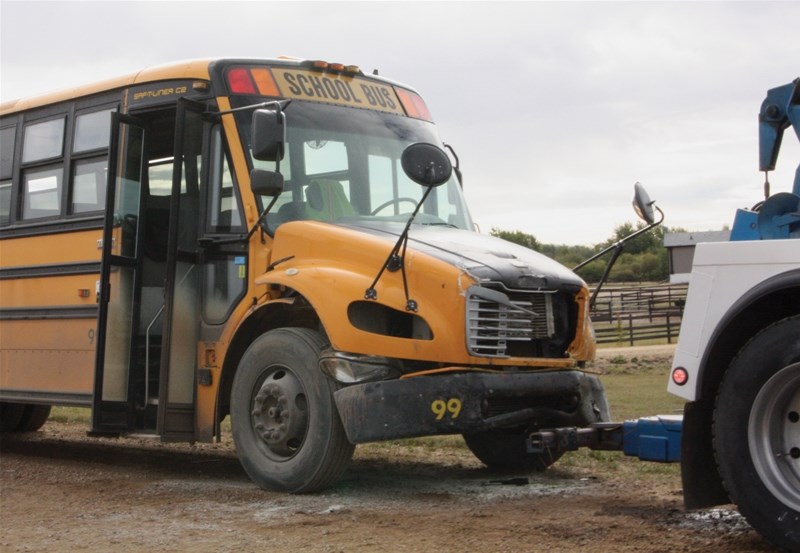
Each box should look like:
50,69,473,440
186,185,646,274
431,398,462,420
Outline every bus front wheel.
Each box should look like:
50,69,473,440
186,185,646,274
230,327,354,493
714,315,800,552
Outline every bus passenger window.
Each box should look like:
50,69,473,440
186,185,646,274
1,127,15,180
72,159,107,213
22,118,65,163
0,181,10,225
73,109,113,153
22,167,62,220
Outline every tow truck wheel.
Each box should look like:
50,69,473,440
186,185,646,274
463,428,564,471
231,327,355,493
714,315,800,552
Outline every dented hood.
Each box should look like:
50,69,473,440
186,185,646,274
344,222,586,292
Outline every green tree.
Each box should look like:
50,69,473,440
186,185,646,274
490,222,674,284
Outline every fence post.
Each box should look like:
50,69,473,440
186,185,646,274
628,314,634,346
666,313,672,344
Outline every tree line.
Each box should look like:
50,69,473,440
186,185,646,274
491,222,676,283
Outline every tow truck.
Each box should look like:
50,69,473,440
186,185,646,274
530,78,800,551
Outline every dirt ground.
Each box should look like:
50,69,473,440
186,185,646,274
0,346,782,553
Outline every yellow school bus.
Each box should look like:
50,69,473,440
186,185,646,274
0,58,603,492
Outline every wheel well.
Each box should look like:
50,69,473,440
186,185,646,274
216,295,321,423
699,284,800,402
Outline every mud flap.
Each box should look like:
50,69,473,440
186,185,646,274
333,370,610,444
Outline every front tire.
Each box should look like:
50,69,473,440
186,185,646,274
714,315,800,551
231,328,354,493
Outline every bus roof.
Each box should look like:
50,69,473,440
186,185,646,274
1,57,424,119
1,58,216,115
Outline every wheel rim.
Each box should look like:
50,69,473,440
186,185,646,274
748,361,800,511
250,366,308,459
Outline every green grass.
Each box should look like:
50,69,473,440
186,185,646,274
603,370,684,421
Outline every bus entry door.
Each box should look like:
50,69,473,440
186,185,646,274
156,99,204,441
92,113,146,434
93,102,204,440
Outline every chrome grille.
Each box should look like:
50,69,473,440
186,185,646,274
466,285,555,358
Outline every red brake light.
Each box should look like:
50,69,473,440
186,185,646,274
395,87,433,122
672,367,689,386
227,68,257,94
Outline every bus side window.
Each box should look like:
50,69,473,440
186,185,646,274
21,117,65,221
208,126,243,232
0,125,13,225
70,108,114,214
0,181,10,225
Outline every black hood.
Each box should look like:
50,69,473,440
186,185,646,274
344,222,585,292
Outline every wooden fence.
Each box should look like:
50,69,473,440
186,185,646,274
589,282,688,345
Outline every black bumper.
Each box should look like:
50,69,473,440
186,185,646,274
334,370,610,444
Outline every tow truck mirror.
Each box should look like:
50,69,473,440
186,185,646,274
632,182,656,225
250,169,284,197
251,109,285,162
401,143,452,187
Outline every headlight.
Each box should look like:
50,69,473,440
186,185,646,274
319,351,401,384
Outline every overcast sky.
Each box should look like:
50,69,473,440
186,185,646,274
2,1,798,245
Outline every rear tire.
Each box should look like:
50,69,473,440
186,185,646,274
0,403,25,432
714,315,800,552
17,405,51,432
463,427,563,471
231,328,354,493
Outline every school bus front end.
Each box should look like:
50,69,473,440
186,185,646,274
215,60,608,491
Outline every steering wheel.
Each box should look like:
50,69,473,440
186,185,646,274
371,197,418,215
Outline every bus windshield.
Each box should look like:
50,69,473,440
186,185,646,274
233,100,474,233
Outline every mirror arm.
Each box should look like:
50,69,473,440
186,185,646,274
209,99,291,117
574,205,664,310
443,143,463,186
573,206,663,272
245,195,280,241
365,184,436,311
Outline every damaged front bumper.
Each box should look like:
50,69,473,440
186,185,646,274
333,369,610,444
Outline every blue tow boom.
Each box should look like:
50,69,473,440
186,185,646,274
529,415,683,463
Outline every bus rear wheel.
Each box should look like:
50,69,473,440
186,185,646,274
230,327,354,493
714,315,800,552
0,403,52,432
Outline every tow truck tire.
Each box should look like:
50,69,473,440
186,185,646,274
714,315,800,552
231,328,355,493
463,428,564,471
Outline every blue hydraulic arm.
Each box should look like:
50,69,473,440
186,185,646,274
730,78,800,240
759,78,800,195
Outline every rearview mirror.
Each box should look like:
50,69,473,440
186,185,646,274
251,109,285,162
401,143,452,187
632,182,655,225
250,169,284,197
